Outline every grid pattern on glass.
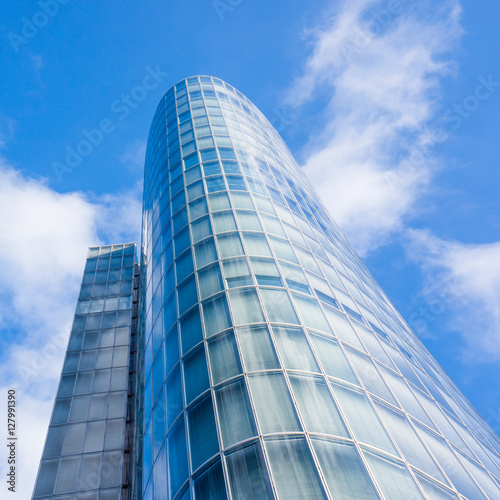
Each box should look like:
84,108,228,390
32,244,136,500
140,77,500,500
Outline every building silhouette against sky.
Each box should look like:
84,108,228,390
32,76,500,499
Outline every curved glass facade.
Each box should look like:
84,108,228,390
141,76,500,499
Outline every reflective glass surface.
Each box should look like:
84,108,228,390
141,77,500,499
34,76,500,500
32,244,137,500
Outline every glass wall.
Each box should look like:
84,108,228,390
140,76,500,499
32,244,137,500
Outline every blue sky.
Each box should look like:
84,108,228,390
1,0,500,495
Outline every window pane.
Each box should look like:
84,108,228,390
236,210,262,231
457,448,500,500
198,264,224,299
209,191,231,210
292,294,331,333
414,471,460,499
243,233,272,256
207,330,242,384
189,197,208,221
83,420,105,453
236,325,279,371
180,307,203,354
108,392,126,419
265,437,327,499
249,257,278,278
153,444,168,499
415,423,487,500
206,176,226,193
62,423,85,455
52,398,71,424
362,448,424,500
55,456,80,494
193,460,228,500
69,395,90,422
44,427,65,458
194,238,218,269
187,180,204,202
381,368,435,429
174,227,191,257
375,401,447,483
93,369,110,393
178,276,198,315
312,438,380,499
165,325,180,376
80,453,102,491
269,236,298,263
272,326,319,371
345,348,397,404
226,442,274,499
330,382,397,455
184,345,210,404
309,334,358,384
213,211,237,233
34,460,58,497
168,418,189,497
261,214,285,236
324,307,364,350
104,419,124,450
280,261,310,294
203,294,232,337
250,257,282,286
351,322,395,368
231,192,254,209
228,288,265,325
166,365,183,428
248,373,300,433
215,378,256,447
188,394,219,470
260,289,299,324
192,216,212,243
217,232,244,258
289,375,348,437
222,257,253,288
226,175,247,191
294,246,320,273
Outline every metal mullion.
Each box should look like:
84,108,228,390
303,327,387,498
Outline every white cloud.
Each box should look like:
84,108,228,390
0,157,141,499
288,0,463,254
406,229,500,361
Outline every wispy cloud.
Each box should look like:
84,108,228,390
0,156,141,498
287,0,463,254
406,229,500,362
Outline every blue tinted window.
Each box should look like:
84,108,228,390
188,395,219,471
180,307,204,355
165,325,180,376
176,250,194,284
184,345,210,404
166,365,183,429
174,227,191,257
168,417,189,497
178,277,198,315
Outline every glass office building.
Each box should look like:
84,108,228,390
32,243,140,499
33,77,500,499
